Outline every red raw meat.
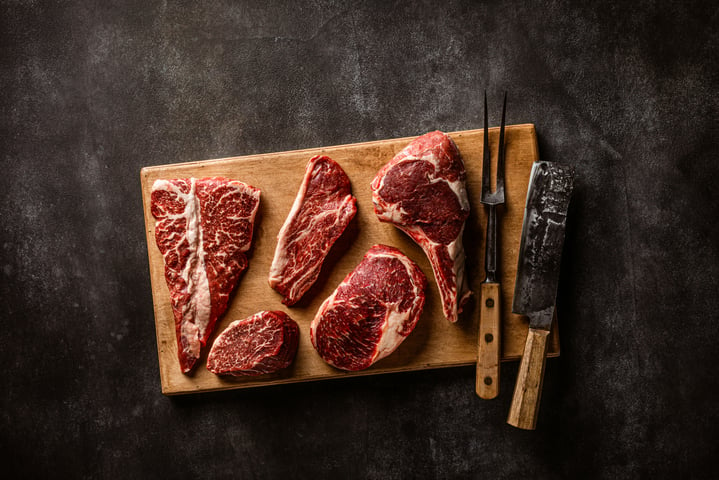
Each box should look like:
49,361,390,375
310,244,427,371
371,131,471,323
207,311,299,376
151,177,260,374
269,155,357,306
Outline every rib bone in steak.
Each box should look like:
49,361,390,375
151,177,260,374
310,244,427,371
371,131,470,323
207,310,299,376
269,155,357,306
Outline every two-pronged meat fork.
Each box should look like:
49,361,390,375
476,91,506,400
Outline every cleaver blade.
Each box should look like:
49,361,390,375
507,160,574,430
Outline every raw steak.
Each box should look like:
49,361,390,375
207,311,299,376
310,244,427,371
151,177,260,374
269,155,357,306
371,131,470,323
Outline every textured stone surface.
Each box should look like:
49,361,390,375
2,1,718,478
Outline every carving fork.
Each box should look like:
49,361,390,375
476,91,506,399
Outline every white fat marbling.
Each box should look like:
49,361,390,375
152,178,212,359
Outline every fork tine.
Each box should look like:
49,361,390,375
496,91,507,196
482,90,491,198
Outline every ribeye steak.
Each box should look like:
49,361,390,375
269,155,357,306
207,310,299,376
310,244,427,371
371,131,471,323
151,177,260,374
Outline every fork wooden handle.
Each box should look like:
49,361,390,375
476,282,501,399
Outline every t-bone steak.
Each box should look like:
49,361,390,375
207,310,299,376
310,244,427,371
269,155,357,306
151,177,260,374
370,131,471,323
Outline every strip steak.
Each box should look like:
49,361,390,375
269,155,357,306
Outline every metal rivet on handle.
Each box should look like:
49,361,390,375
484,376,492,385
485,333,493,343
486,298,494,308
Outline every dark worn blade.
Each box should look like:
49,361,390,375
512,161,575,330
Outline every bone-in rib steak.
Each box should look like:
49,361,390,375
151,177,260,374
207,310,299,376
371,131,471,323
269,155,357,306
310,244,427,371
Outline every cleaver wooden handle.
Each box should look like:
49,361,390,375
507,327,549,429
476,282,501,399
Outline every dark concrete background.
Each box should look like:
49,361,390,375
2,1,718,478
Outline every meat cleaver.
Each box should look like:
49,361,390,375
507,161,574,430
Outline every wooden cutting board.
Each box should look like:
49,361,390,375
141,124,559,395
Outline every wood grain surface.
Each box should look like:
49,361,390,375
140,124,559,395
507,328,551,430
476,282,501,399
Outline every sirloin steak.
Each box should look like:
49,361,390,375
269,155,357,306
310,244,427,371
151,177,260,374
207,311,299,376
371,131,471,323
